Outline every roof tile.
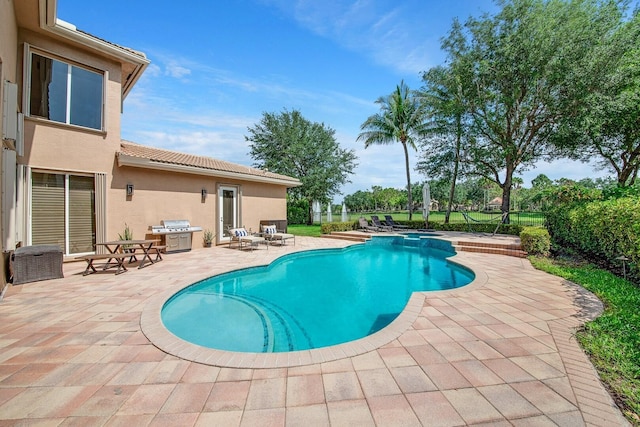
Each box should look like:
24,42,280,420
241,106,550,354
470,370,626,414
119,141,299,184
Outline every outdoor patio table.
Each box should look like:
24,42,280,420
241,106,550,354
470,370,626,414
97,239,159,269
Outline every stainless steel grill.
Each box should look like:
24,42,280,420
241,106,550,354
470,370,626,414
150,220,203,252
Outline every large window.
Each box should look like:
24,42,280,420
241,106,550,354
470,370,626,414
29,53,104,130
31,172,96,255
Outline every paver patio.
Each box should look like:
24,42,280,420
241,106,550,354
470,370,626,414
0,234,630,426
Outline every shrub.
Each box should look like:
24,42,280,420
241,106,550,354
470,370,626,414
545,194,640,281
320,221,357,234
287,199,309,225
428,221,523,236
520,227,550,256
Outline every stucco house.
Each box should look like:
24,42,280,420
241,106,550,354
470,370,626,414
0,0,300,293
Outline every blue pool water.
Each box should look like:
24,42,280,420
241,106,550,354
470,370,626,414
161,236,474,353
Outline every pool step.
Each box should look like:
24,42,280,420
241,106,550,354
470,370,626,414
454,241,527,258
321,231,370,243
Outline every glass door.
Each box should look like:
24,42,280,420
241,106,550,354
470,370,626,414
218,185,238,243
31,172,95,255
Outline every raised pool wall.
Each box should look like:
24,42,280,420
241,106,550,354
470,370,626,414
367,234,455,254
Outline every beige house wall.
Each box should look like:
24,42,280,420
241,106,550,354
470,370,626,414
18,29,123,172
241,182,288,230
1,0,294,282
1,0,19,291
109,167,289,246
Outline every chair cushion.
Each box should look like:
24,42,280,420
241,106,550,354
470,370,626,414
233,228,248,237
262,225,277,235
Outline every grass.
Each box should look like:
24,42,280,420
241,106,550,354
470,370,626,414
529,256,640,425
287,224,322,237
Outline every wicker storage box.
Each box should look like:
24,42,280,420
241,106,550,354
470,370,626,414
11,245,64,285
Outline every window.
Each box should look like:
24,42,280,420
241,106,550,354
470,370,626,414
31,172,96,255
29,53,103,130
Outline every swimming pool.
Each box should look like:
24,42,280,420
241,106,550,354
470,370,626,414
161,236,474,353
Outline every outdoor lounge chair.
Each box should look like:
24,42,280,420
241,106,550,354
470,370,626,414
228,227,268,250
371,216,394,231
261,224,295,246
384,215,409,230
358,217,379,232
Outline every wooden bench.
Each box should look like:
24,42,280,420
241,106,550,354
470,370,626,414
149,245,166,261
76,253,130,276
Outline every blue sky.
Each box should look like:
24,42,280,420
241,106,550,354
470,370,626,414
58,0,611,199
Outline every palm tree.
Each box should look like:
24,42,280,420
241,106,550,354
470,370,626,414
357,81,427,220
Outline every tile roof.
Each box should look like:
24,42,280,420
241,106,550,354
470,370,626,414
76,28,147,59
119,141,301,186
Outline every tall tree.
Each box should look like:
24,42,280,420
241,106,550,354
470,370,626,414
558,8,640,186
246,109,357,224
440,0,623,219
357,81,427,220
418,61,471,223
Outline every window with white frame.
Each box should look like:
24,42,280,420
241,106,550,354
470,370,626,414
28,52,104,130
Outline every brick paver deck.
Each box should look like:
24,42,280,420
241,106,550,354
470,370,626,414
0,234,629,426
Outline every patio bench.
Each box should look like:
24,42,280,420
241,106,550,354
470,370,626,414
77,253,130,276
149,245,167,261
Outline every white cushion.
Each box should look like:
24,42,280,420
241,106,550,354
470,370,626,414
233,228,248,237
263,225,277,235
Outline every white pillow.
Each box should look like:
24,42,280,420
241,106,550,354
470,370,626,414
263,225,277,234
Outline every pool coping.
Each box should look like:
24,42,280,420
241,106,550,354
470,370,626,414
140,248,490,369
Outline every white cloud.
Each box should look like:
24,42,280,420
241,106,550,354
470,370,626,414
165,63,191,79
520,159,612,187
129,129,253,166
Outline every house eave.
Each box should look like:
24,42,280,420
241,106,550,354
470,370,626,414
117,154,302,188
39,0,149,99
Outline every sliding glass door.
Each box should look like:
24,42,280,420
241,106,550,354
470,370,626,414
31,172,95,255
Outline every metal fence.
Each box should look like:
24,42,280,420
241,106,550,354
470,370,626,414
315,210,546,227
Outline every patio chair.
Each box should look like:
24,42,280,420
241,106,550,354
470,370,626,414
358,217,379,232
228,227,268,251
261,224,295,246
384,215,409,230
371,216,394,232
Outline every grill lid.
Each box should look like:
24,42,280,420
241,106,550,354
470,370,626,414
161,219,190,229
151,220,202,234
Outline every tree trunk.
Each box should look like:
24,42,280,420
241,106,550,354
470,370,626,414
402,141,413,220
306,198,314,225
445,162,458,224
501,170,512,225
445,115,462,224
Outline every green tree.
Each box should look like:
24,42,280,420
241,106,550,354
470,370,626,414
531,174,553,190
440,0,622,220
558,9,640,186
246,109,357,224
344,190,373,212
357,81,427,220
418,60,472,223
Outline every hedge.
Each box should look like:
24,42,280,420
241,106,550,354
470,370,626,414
424,221,522,235
320,221,359,234
319,218,523,236
545,195,640,281
520,227,551,256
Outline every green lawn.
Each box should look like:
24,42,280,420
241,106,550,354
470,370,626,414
530,256,640,425
287,224,322,237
